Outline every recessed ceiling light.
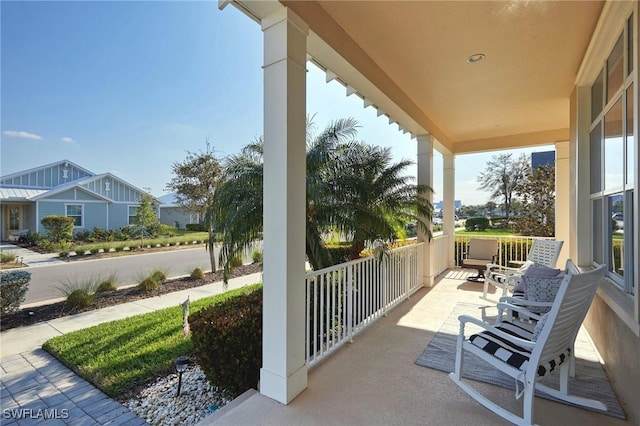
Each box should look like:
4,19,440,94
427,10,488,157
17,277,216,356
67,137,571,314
467,53,485,64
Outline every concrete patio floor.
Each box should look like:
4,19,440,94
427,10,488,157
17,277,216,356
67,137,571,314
203,268,633,426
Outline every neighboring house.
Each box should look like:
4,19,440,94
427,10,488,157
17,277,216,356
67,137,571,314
0,160,160,240
157,192,203,229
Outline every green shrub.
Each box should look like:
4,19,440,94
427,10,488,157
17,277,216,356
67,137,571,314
41,215,75,243
186,223,207,232
190,267,205,280
150,269,167,283
1,252,16,264
464,216,490,231
96,281,117,293
0,270,32,315
95,274,118,293
20,231,43,246
66,289,94,309
230,255,244,268
189,287,263,398
251,248,263,264
325,244,352,266
157,224,177,236
74,229,91,242
138,277,158,292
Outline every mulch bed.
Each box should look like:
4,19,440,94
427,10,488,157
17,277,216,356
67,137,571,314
0,263,262,331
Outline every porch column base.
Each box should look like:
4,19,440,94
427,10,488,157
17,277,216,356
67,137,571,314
260,364,308,405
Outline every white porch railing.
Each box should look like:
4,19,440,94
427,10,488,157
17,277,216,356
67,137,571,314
305,243,424,366
453,235,555,267
431,235,450,277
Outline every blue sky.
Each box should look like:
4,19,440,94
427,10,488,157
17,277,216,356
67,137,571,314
1,1,550,205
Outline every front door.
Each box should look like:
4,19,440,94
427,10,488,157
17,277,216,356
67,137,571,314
3,205,22,240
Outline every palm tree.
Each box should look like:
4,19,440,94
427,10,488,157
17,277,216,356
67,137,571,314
208,138,264,280
210,118,433,278
328,142,432,260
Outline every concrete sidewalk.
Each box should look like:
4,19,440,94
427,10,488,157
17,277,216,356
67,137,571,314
1,243,64,268
0,272,263,425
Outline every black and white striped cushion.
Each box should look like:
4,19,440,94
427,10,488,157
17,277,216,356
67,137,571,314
469,322,570,377
487,271,509,285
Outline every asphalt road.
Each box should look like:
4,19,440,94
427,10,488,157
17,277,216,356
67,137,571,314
23,247,217,305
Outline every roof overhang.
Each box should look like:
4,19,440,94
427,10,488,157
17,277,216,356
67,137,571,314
222,0,605,155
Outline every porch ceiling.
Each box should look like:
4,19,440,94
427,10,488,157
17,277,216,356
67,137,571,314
278,1,604,154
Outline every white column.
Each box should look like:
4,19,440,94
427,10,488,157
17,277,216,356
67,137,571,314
260,8,308,404
555,141,570,266
573,86,592,265
443,152,456,268
417,134,434,287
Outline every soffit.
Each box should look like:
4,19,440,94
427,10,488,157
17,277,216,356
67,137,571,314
282,0,604,153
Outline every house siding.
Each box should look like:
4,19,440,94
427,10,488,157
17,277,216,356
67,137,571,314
82,202,108,230
37,201,66,222
23,204,37,233
81,177,143,203
37,200,109,231
0,162,92,189
584,296,640,424
108,203,133,229
159,207,198,229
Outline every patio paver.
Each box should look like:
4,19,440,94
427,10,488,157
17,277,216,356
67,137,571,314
0,349,146,425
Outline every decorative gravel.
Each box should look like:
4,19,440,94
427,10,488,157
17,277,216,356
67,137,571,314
125,365,229,425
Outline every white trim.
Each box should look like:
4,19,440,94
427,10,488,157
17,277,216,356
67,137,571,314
127,205,139,226
38,199,106,204
65,203,84,228
576,1,636,86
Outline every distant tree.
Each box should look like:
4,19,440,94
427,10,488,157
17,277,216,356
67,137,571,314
459,205,479,218
477,153,528,220
132,193,159,247
166,141,223,272
512,164,555,236
485,201,497,216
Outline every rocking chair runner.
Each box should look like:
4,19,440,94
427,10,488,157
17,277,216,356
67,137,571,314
483,239,564,298
449,260,606,425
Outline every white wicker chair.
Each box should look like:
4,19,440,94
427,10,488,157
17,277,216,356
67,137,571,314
450,260,606,425
483,239,564,298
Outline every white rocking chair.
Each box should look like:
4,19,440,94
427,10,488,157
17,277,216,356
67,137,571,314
449,260,606,425
483,239,564,298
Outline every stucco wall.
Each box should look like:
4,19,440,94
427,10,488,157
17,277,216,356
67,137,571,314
584,295,640,424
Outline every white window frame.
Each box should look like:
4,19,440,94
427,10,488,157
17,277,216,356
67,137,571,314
128,205,138,226
65,203,84,228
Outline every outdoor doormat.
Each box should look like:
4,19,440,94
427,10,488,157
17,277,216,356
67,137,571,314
415,302,626,419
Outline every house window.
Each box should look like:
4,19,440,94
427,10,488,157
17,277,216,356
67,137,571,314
589,14,635,295
66,204,83,227
128,206,138,225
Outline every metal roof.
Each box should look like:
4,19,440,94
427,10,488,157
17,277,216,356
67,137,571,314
0,188,48,200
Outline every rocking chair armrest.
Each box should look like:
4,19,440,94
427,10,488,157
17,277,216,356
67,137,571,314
457,314,536,349
496,302,543,322
499,297,553,309
486,263,521,275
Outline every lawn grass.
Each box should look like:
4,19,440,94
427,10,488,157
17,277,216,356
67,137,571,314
71,232,209,254
43,283,262,397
